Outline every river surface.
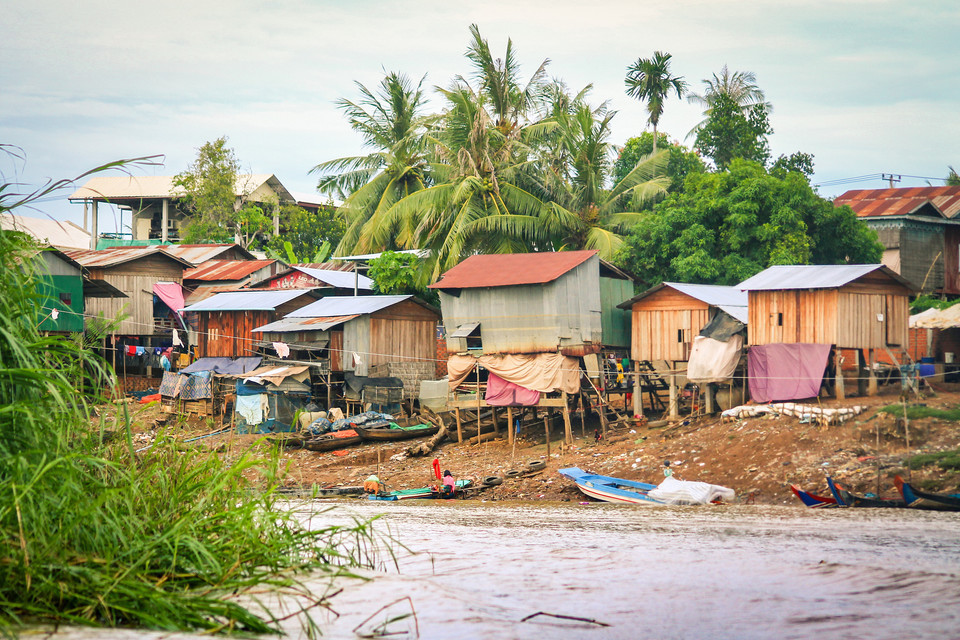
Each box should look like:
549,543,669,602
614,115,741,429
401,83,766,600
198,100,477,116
43,500,960,640
283,500,960,640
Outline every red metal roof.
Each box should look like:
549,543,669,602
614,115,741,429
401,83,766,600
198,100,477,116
184,260,278,281
62,246,193,268
428,251,597,289
835,186,960,219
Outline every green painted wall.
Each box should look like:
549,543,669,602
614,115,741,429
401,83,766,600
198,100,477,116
36,274,85,332
600,276,633,348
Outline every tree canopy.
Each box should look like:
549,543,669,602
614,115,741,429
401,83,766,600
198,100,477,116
616,159,884,288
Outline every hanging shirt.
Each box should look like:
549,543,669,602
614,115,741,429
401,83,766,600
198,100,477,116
273,342,290,359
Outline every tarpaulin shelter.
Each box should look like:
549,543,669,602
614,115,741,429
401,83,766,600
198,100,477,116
229,365,312,434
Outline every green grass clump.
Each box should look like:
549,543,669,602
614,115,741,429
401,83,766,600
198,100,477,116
877,404,960,421
904,449,960,471
0,165,379,635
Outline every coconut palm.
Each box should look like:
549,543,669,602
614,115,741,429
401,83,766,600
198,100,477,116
311,71,431,255
686,64,771,138
624,51,687,153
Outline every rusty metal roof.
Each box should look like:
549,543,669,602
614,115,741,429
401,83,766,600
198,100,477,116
63,246,193,268
252,315,359,333
184,260,279,282
737,264,915,291
428,251,597,289
835,186,960,219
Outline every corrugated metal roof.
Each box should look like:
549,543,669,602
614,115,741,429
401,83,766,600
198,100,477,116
159,244,256,263
737,264,907,291
428,251,597,289
183,284,244,306
252,315,359,333
910,305,960,329
69,174,294,202
289,294,417,317
63,246,193,268
184,260,279,281
619,282,747,310
718,305,749,325
1,213,91,250
292,266,373,289
181,289,313,312
835,186,960,219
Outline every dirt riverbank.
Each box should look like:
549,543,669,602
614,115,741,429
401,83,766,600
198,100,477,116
97,382,960,506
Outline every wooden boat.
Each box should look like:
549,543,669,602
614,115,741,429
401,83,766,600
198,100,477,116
266,433,306,449
559,467,664,505
826,476,905,508
368,479,472,501
304,429,363,452
355,423,440,442
790,484,837,508
894,475,960,511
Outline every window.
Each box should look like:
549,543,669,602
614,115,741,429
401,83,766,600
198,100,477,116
777,312,783,327
59,292,72,306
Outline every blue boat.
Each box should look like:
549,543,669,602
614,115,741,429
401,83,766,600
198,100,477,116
368,479,472,501
790,484,837,508
826,476,905,509
559,467,665,505
895,475,960,511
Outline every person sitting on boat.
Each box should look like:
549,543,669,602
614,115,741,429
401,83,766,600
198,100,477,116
663,460,674,478
441,470,456,497
363,474,381,494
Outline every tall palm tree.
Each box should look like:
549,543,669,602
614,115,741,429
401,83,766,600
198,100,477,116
311,71,431,255
624,51,687,153
686,64,770,138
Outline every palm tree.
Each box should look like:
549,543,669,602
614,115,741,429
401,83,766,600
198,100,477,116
311,71,431,255
686,65,770,138
624,51,687,153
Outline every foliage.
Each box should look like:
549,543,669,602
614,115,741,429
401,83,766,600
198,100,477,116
909,294,960,313
624,51,686,152
613,132,705,193
264,203,344,263
694,93,773,170
0,156,380,634
367,250,439,305
946,166,960,186
616,159,884,288
772,152,815,178
687,64,771,138
903,447,960,471
879,405,960,421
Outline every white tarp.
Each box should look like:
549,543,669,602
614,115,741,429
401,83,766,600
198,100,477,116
647,476,736,505
686,334,743,383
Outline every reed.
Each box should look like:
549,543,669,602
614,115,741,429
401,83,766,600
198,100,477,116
0,163,379,635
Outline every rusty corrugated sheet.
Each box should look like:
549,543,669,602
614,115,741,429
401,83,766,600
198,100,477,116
835,186,960,218
63,246,193,268
429,251,597,289
184,260,279,282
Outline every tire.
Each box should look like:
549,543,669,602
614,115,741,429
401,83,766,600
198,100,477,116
526,460,546,472
481,475,503,487
505,469,523,479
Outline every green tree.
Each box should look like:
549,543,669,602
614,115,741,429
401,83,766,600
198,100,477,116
687,64,770,137
174,137,271,248
264,203,345,263
624,51,686,153
367,250,439,305
616,159,883,289
613,132,705,192
772,151,815,178
693,93,773,170
946,166,960,186
312,71,431,256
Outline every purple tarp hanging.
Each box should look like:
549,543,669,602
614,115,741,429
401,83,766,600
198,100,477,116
485,373,541,406
747,343,832,403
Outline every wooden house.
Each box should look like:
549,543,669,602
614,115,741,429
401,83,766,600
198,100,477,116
34,248,126,333
428,250,633,355
182,289,319,358
834,186,960,295
738,264,915,397
251,264,374,295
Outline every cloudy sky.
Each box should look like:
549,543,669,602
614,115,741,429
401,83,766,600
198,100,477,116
2,0,958,233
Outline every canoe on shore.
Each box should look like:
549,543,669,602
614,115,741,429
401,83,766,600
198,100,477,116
355,423,440,442
304,429,363,452
790,484,838,508
368,479,472,501
895,475,960,511
560,467,663,505
826,476,905,508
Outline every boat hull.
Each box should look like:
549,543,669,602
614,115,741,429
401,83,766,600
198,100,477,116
895,475,960,511
559,467,665,505
356,424,440,442
790,484,837,508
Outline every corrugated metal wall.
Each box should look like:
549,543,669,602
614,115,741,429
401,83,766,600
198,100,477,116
344,315,371,375
439,256,603,354
600,276,633,348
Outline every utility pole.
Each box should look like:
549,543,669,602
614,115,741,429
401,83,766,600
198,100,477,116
882,173,902,189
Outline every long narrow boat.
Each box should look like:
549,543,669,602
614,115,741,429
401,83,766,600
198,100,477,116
826,476,905,508
304,429,363,452
790,484,838,508
355,423,440,442
559,467,664,505
368,479,472,501
894,475,960,511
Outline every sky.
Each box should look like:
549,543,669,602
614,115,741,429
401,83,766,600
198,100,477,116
2,0,958,234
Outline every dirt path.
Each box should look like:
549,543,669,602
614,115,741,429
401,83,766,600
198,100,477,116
101,382,960,506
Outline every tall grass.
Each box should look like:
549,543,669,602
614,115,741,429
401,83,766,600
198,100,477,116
0,160,378,635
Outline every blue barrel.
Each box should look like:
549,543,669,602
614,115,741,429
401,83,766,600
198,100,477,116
919,363,936,378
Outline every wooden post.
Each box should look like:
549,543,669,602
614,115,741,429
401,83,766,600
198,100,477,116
543,412,550,457
835,349,845,401
492,407,499,435
868,349,878,396
633,361,642,417
506,406,514,445
705,383,715,414
668,364,679,420
562,391,573,445
475,364,481,434
578,392,586,437
857,349,868,396
455,407,463,443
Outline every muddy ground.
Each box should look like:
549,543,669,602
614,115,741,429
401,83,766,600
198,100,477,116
98,380,960,506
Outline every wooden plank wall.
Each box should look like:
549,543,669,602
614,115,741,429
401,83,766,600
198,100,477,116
630,289,709,361
329,330,343,371
199,310,272,357
369,300,440,367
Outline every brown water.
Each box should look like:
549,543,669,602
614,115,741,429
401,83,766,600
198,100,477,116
291,500,960,640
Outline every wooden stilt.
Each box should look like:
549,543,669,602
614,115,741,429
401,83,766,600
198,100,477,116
475,364,481,434
507,406,514,445
578,392,586,437
868,349,878,396
562,391,573,445
633,361,642,418
492,407,500,434
668,365,679,420
835,349,845,400
543,412,550,457
705,383,715,414
857,349,868,396
599,360,608,437
455,407,463,443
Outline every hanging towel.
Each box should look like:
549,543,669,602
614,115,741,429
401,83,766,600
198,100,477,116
126,345,137,356
273,342,290,358
172,329,183,347
154,347,162,356
236,394,264,425
136,346,146,356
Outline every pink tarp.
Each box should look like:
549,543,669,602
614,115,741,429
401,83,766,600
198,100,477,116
153,282,188,332
747,343,832,403
485,373,541,406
